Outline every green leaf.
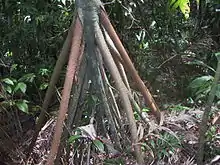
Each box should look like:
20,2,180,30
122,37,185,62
31,105,41,112
93,139,105,153
195,84,211,95
2,78,14,85
18,73,36,83
39,83,49,90
188,76,213,89
5,86,12,94
68,135,82,143
195,93,205,101
16,100,29,113
142,108,150,112
38,68,50,76
162,149,168,157
168,104,190,111
10,64,18,73
186,59,215,73
170,0,190,19
215,52,220,61
179,0,190,19
150,140,155,148
5,51,13,57
14,82,27,93
0,100,12,107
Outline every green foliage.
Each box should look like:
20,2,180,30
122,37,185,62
0,0,72,117
68,134,82,143
188,52,220,102
206,126,218,141
68,127,105,154
188,75,220,101
0,0,219,162
188,75,214,100
135,30,149,50
165,103,190,112
185,58,216,73
147,132,182,160
0,63,52,114
134,108,149,120
169,0,190,19
0,0,74,75
1,77,29,113
15,100,29,113
92,139,105,153
105,0,219,104
204,126,220,159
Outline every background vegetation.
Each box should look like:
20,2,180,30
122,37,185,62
0,0,219,164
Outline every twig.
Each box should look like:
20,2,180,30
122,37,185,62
157,54,177,69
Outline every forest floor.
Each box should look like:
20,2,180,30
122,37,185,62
0,102,219,165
